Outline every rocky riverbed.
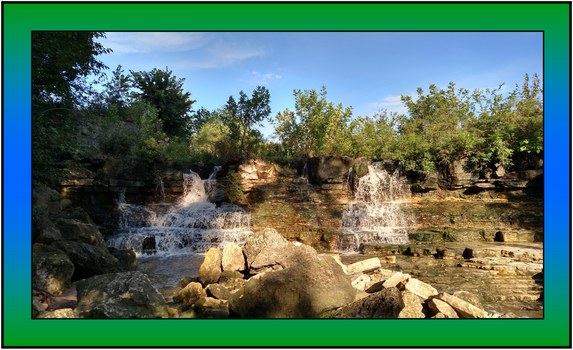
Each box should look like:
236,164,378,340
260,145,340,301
33,227,542,319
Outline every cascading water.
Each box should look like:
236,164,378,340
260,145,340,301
341,162,412,249
298,162,313,202
107,167,251,256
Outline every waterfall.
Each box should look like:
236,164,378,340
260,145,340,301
341,162,412,249
155,175,165,201
107,167,251,255
301,163,309,182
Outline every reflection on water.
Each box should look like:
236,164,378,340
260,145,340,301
136,254,205,297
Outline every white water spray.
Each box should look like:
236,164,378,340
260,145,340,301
341,162,412,248
107,167,251,255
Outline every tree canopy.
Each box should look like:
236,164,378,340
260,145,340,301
131,67,196,137
221,86,271,158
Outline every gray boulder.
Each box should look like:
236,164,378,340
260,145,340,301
75,271,168,318
308,156,355,184
54,216,107,250
32,243,74,296
51,240,119,281
33,215,62,244
229,256,355,318
320,287,404,318
242,228,290,267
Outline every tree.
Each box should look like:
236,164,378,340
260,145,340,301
467,73,543,168
272,86,353,158
32,31,111,186
349,110,397,159
131,68,196,137
394,83,476,173
222,86,271,157
102,65,133,109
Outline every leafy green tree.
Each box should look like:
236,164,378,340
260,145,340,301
102,65,133,111
131,67,196,137
394,83,476,173
323,103,354,156
32,31,111,186
190,111,229,158
468,73,543,168
349,110,397,159
222,86,271,157
273,86,354,158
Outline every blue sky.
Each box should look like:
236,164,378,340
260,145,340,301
97,32,543,138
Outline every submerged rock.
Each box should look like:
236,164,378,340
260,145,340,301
107,247,137,272
75,271,168,318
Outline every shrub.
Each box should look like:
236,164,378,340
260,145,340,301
223,170,244,204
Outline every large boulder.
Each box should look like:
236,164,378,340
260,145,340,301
51,240,119,281
320,287,404,318
242,228,290,267
53,208,107,250
75,271,168,318
308,156,355,185
32,243,74,296
229,256,355,318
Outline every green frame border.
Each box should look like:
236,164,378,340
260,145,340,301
3,2,571,347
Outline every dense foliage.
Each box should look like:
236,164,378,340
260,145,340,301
32,31,111,187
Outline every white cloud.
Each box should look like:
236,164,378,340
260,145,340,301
370,95,406,110
104,32,214,54
188,44,265,69
367,94,416,116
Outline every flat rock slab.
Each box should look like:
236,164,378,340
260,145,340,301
460,258,543,275
463,247,542,262
346,258,382,275
436,292,490,318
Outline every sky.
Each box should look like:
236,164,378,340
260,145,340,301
97,32,543,138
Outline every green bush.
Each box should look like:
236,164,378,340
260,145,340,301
224,170,244,204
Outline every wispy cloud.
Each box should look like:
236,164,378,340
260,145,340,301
104,32,214,54
102,32,265,69
240,71,282,85
371,95,403,108
365,93,417,117
190,44,265,69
